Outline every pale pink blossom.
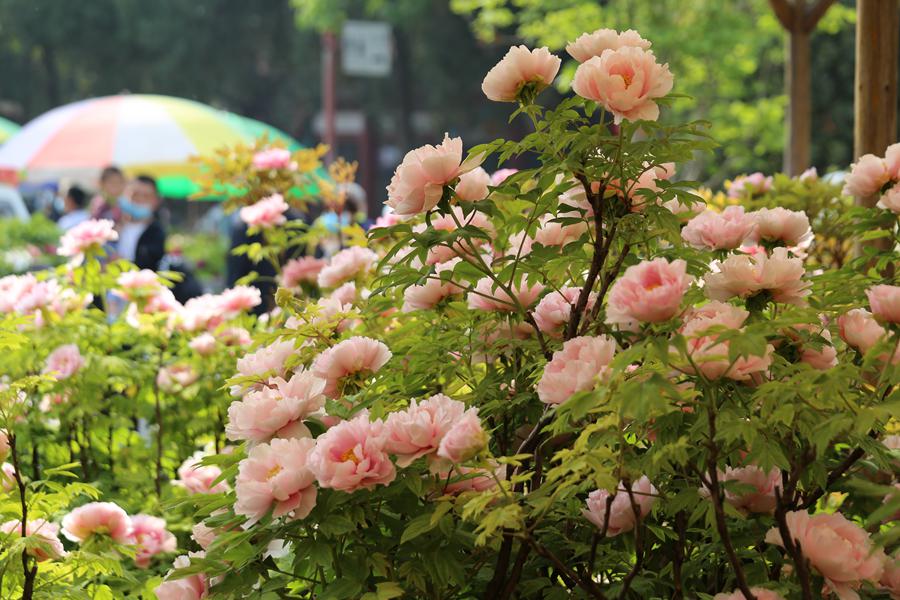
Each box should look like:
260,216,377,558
765,511,886,600
43,344,84,380
713,589,785,600
797,325,838,370
572,46,673,123
533,287,596,338
533,213,589,248
481,45,561,102
837,309,889,354
57,219,118,257
467,277,544,312
317,246,378,288
583,476,656,537
878,183,900,214
751,207,813,247
373,212,402,229
252,148,293,170
681,207,756,250
191,523,217,550
175,294,225,332
867,285,900,324
386,134,483,216
62,502,133,544
236,339,295,379
157,364,198,392
441,463,504,494
843,154,890,198
219,327,252,347
312,337,392,397
234,437,318,525
0,430,8,462
402,259,463,312
704,248,810,305
677,301,773,381
384,394,467,467
329,281,358,305
491,169,518,186
882,551,900,599
280,257,326,289
175,451,229,495
239,194,289,228
0,462,15,492
154,553,210,600
718,464,781,514
727,172,773,198
131,515,177,568
435,408,488,464
566,28,651,63
662,197,705,217
537,335,617,405
219,286,261,317
189,334,217,356
424,207,494,265
116,269,165,301
455,167,491,202
226,370,326,443
0,519,66,561
308,411,396,492
606,258,692,327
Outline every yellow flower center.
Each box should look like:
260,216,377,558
340,448,361,464
266,465,282,480
620,72,633,87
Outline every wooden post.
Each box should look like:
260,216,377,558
854,0,900,209
769,0,836,175
322,32,338,164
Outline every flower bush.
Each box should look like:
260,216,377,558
0,27,898,600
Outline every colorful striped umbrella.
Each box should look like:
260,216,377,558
0,117,20,145
0,94,306,197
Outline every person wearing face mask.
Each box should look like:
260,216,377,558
57,185,90,231
117,175,166,271
89,165,127,223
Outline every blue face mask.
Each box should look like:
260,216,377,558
120,197,153,220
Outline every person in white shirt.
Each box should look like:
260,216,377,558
56,185,90,231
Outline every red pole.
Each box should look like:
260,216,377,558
322,31,338,163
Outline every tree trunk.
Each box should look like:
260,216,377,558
785,27,811,175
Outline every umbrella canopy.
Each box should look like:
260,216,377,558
0,117,20,145
0,94,305,196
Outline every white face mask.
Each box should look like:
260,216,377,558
53,196,65,213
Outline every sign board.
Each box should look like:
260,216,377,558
341,20,392,77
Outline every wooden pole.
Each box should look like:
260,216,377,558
322,32,338,164
853,0,899,207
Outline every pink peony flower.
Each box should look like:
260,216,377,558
467,277,545,312
154,553,210,600
583,476,657,537
727,172,773,198
317,246,378,289
491,169,518,186
533,287,597,338
765,511,886,600
882,551,900,599
116,269,165,301
0,462,15,492
533,213,589,248
797,325,838,371
308,411,396,492
189,333,217,356
837,308,889,354
441,463,504,494
239,194,289,228
312,336,392,398
252,148,293,170
537,335,617,405
280,257,326,289
234,437,318,526
681,207,757,250
373,212,402,229
713,589,785,600
175,452,229,495
751,207,813,247
219,327,252,347
131,514,177,568
572,46,673,124
0,519,66,561
191,522,217,550
43,343,84,380
62,502,133,544
219,286,262,317
878,182,900,215
0,430,8,462
157,364,198,392
843,154,890,198
718,464,781,514
482,45,561,102
386,134,483,216
566,28,651,63
677,301,773,381
402,259,463,312
384,394,467,467
867,284,900,324
57,219,118,257
455,167,491,202
236,339,295,379
606,258,692,327
704,248,810,305
226,370,326,443
423,207,495,265
329,281,358,305
435,408,488,464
